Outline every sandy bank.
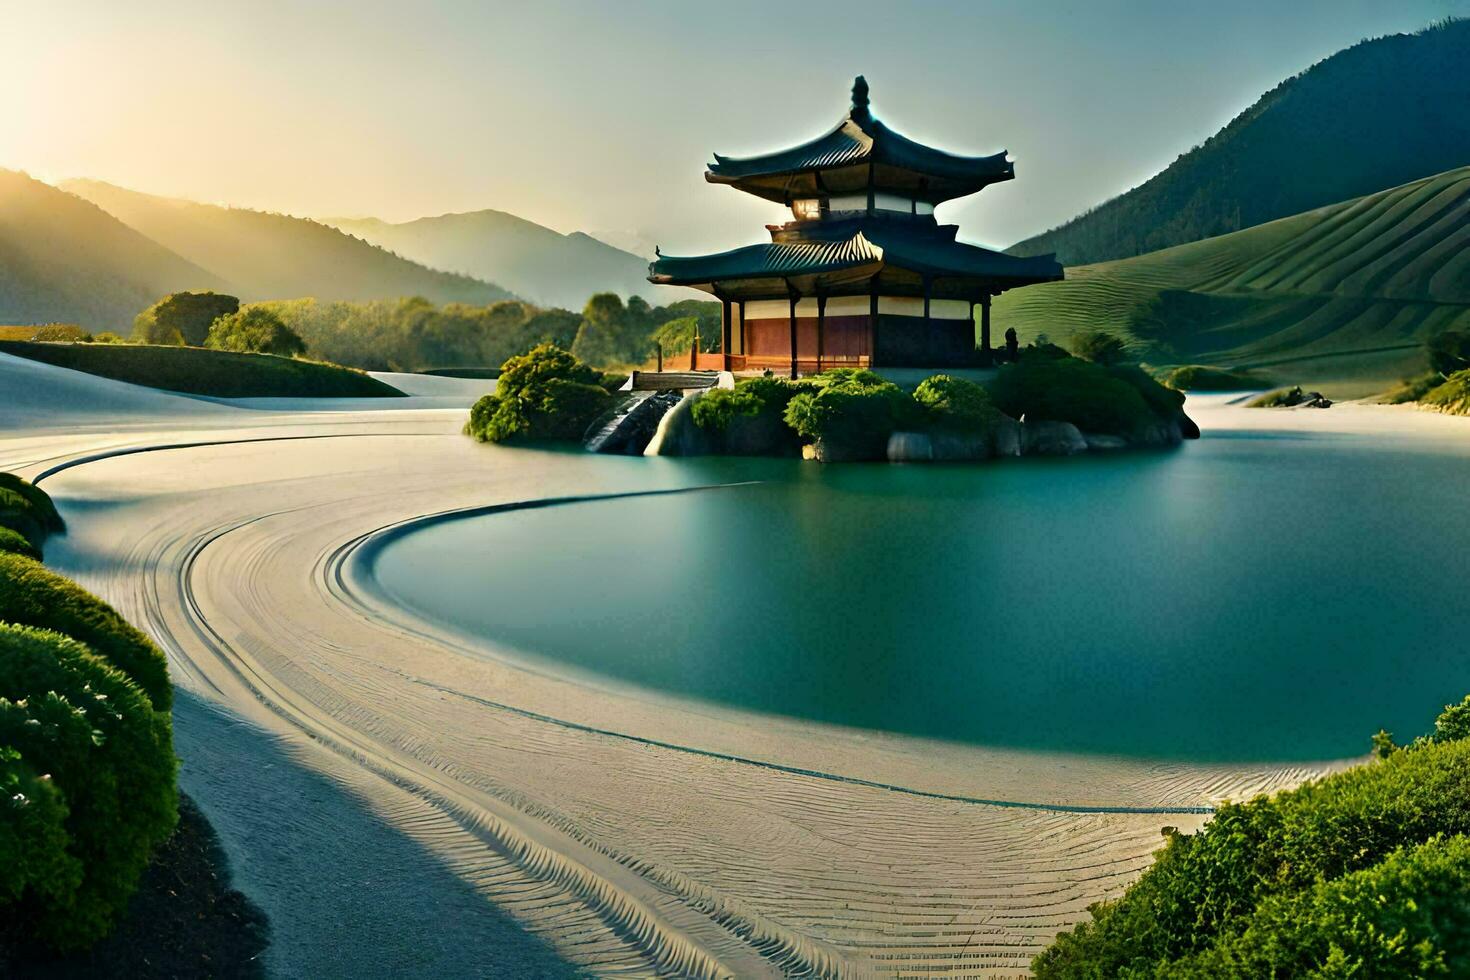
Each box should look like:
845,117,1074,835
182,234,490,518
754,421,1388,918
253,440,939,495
6,358,1461,976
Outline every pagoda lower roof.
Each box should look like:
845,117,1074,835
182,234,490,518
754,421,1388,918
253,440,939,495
649,220,1063,295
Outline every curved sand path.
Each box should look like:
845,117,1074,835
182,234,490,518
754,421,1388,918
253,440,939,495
12,358,1439,976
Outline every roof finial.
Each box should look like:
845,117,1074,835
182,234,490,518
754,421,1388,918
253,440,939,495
851,75,869,113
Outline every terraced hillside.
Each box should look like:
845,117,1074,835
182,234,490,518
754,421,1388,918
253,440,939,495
1010,19,1470,265
993,166,1470,396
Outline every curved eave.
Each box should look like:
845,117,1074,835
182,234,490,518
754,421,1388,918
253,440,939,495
705,111,1014,204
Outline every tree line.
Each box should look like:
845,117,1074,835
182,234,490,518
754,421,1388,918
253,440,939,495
122,290,721,372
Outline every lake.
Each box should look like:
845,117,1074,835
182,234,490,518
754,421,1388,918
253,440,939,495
371,423,1470,762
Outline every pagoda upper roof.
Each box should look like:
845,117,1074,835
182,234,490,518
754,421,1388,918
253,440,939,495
649,216,1062,297
705,77,1015,205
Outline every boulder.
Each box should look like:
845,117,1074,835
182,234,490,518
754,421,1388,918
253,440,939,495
1132,419,1184,448
991,416,1022,457
643,391,716,456
723,409,798,456
1021,419,1088,456
1084,433,1129,451
886,431,934,462
1177,412,1201,439
930,430,990,462
806,432,887,463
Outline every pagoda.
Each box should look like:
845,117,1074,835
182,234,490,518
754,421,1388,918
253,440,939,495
648,76,1063,376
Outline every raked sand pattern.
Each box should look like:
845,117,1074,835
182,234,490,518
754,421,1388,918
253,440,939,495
12,354,1449,977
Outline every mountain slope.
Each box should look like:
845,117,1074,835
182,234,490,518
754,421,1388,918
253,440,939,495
1010,19,1470,265
327,210,653,309
0,169,226,331
62,180,513,307
993,166,1470,396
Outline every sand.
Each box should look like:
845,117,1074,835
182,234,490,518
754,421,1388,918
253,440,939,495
6,355,1460,977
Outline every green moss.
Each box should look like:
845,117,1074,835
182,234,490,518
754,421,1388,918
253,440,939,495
0,472,64,534
1159,364,1268,391
0,553,171,711
0,340,402,398
0,526,41,561
1421,370,1470,415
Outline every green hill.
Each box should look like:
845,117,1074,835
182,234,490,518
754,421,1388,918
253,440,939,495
0,340,403,398
328,210,656,309
993,166,1470,397
0,170,225,332
61,180,514,307
1010,19,1470,266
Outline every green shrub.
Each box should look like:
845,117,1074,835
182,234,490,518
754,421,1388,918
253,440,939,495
0,553,171,710
1070,330,1130,365
1421,370,1470,416
1163,835,1470,978
783,370,918,457
1034,733,1470,977
989,354,1156,436
205,308,306,357
90,332,126,345
1160,364,1266,391
0,472,65,534
0,745,80,910
0,526,41,561
464,344,611,443
599,372,629,393
691,387,763,432
1433,696,1470,744
31,324,92,343
0,624,177,949
1380,371,1442,404
913,375,1003,434
0,488,45,549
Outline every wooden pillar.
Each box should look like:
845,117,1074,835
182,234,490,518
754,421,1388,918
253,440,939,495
816,293,826,373
968,299,977,356
869,278,880,367
787,285,799,380
720,297,731,361
923,276,932,325
980,293,993,366
737,300,746,355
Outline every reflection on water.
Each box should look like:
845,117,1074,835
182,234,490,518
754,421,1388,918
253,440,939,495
374,428,1470,762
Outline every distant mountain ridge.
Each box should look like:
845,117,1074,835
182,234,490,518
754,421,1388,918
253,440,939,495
994,165,1470,396
326,210,656,310
0,169,225,332
61,180,513,308
1010,19,1470,265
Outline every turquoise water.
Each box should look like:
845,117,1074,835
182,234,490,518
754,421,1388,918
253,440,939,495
372,429,1470,762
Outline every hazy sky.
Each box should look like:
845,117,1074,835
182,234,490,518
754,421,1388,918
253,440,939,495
4,0,1463,255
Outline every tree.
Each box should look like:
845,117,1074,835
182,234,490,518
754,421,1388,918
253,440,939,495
205,307,306,357
1070,330,1131,366
1427,330,1470,377
572,293,648,367
133,292,240,347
